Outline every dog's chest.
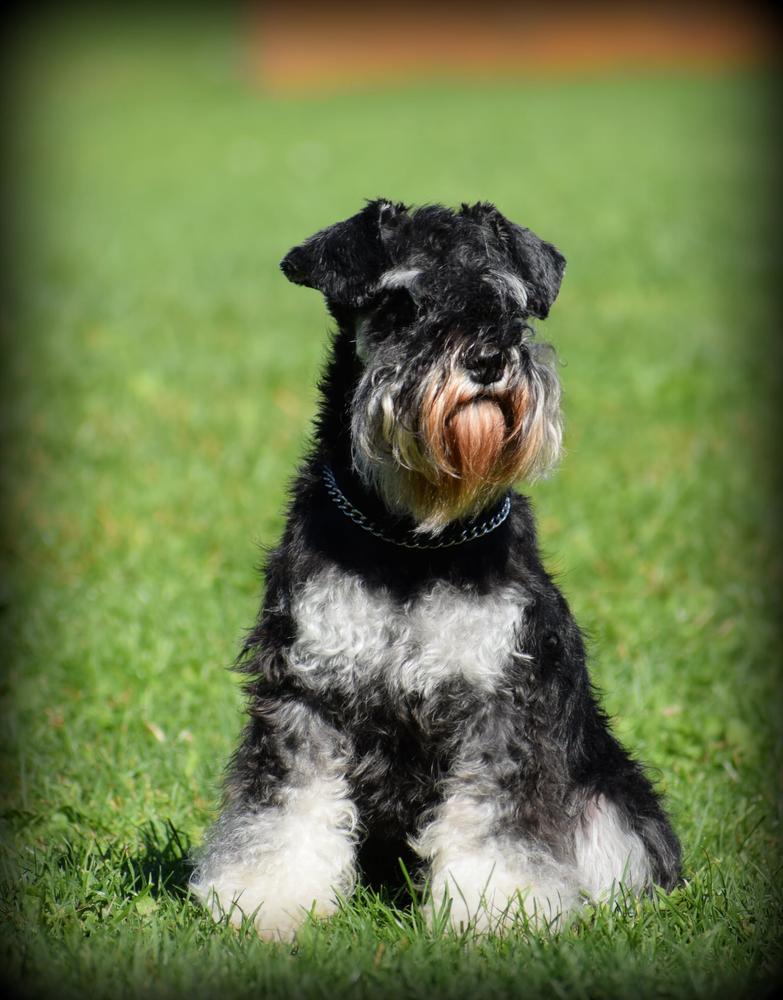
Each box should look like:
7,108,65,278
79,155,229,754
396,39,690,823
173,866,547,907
286,566,527,697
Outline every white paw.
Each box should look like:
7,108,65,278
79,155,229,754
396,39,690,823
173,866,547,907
191,869,340,941
425,853,579,934
191,782,358,940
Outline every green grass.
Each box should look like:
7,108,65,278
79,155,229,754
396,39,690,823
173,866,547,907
1,13,781,999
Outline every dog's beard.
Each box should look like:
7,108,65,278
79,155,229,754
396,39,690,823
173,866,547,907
352,345,562,533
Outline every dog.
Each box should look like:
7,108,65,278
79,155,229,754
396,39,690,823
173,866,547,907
190,199,681,939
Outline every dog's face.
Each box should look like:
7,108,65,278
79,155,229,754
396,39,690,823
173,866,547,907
281,199,565,533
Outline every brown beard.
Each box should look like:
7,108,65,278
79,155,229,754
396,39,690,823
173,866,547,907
383,373,546,531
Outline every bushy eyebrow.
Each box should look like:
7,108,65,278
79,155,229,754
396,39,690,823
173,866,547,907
378,268,424,289
483,270,529,310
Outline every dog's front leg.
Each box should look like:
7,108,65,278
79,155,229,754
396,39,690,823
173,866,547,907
190,697,358,940
413,770,579,933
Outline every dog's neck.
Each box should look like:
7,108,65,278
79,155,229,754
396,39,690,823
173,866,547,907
319,461,512,550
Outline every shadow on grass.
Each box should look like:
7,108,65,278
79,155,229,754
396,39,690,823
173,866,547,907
357,834,423,908
2,821,196,922
124,819,193,901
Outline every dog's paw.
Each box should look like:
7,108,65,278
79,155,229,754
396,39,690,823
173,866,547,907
190,868,340,941
425,856,579,935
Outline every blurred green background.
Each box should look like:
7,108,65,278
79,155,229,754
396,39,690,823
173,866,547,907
1,7,781,998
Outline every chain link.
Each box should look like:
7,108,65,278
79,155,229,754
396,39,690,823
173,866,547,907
322,466,511,550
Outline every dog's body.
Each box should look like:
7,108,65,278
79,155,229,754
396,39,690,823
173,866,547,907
191,200,681,938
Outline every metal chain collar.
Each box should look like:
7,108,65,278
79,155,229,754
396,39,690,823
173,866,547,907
322,465,511,550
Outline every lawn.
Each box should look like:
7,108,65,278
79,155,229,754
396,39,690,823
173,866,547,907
1,12,781,999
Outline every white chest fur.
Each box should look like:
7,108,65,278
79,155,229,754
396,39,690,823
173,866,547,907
286,565,527,698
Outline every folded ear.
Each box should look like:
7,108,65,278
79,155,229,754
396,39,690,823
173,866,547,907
462,203,566,319
503,222,566,319
511,222,566,319
280,198,409,307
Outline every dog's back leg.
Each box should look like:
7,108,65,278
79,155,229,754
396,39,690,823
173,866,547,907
571,720,682,900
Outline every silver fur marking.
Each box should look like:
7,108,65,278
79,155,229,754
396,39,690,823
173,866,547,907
287,565,528,698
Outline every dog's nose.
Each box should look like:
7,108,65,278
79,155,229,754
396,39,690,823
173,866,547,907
463,345,506,386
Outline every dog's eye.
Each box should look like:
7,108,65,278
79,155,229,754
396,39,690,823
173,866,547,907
374,288,418,329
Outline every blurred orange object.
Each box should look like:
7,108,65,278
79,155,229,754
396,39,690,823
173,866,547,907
250,1,779,93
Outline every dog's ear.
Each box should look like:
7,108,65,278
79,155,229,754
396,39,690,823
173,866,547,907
462,203,566,319
280,198,409,307
503,223,566,319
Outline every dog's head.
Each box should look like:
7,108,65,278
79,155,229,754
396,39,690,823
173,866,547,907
281,199,566,533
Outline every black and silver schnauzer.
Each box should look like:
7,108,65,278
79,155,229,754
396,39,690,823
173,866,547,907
191,199,681,938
